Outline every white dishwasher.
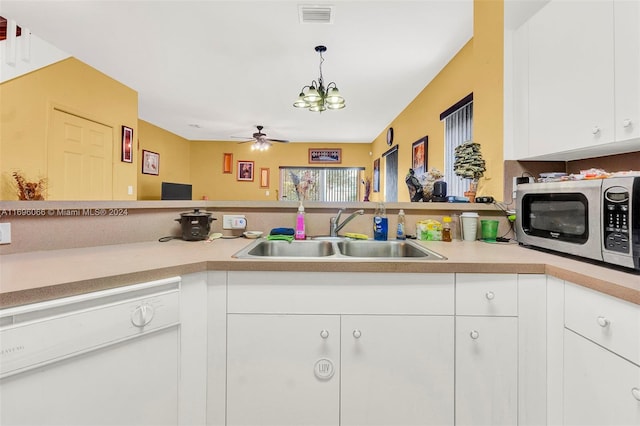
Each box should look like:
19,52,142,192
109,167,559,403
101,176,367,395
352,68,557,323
0,277,181,426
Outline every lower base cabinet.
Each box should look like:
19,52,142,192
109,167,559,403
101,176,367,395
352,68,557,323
563,329,640,426
455,316,518,426
226,314,340,426
226,314,454,426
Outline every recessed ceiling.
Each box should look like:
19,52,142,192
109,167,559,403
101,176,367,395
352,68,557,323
0,1,474,143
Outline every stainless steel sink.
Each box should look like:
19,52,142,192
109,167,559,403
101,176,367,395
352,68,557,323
233,238,446,260
235,240,335,258
337,240,446,259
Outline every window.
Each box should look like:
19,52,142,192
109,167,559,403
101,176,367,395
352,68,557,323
442,94,473,197
280,167,364,202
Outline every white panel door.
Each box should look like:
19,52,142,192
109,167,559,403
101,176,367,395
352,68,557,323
48,109,113,200
564,329,640,426
528,0,615,157
341,315,454,426
456,316,518,426
226,314,340,426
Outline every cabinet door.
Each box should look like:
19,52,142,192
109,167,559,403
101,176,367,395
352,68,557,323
226,314,340,426
456,316,518,426
564,329,640,426
528,0,615,157
340,315,454,426
614,0,640,141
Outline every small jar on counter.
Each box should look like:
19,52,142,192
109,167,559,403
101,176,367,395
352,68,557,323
442,216,452,242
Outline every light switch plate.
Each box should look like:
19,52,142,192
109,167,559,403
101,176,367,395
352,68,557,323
0,223,12,244
222,215,247,230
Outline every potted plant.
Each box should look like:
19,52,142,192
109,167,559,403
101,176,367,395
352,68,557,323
453,141,486,202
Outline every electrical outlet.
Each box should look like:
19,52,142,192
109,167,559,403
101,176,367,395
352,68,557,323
222,215,247,230
0,223,12,244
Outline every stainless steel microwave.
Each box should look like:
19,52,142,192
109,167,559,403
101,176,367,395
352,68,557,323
516,177,639,271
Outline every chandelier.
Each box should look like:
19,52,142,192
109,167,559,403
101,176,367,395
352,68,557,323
293,45,345,112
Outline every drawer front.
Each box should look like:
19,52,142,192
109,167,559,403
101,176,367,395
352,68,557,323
565,281,640,365
227,271,454,315
456,274,518,316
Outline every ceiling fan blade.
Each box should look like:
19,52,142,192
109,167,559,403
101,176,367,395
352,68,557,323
230,135,253,139
266,138,290,143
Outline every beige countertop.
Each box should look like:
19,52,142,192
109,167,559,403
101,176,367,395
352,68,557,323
1,238,638,308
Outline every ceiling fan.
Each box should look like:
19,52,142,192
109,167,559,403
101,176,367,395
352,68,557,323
232,125,289,151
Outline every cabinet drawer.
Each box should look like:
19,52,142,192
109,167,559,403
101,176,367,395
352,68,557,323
227,271,454,315
456,274,518,316
565,282,639,365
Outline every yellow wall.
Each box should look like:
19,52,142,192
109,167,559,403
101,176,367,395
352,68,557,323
1,0,504,202
137,120,191,200
0,58,138,200
190,141,371,200
369,0,504,202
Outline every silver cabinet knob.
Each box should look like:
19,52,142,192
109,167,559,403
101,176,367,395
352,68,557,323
592,126,601,135
622,119,632,128
470,330,480,340
320,329,329,339
597,316,610,327
352,329,362,339
632,388,640,402
485,291,495,300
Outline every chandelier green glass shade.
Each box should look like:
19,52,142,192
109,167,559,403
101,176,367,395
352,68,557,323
293,46,346,112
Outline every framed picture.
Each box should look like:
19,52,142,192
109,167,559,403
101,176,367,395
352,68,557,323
237,160,254,181
309,148,342,164
373,158,380,193
142,150,159,175
223,153,233,174
260,168,270,188
412,136,428,177
121,126,133,163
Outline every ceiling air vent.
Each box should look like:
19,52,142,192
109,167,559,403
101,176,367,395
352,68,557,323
298,5,334,24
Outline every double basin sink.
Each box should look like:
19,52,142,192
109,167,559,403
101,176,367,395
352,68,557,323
232,238,446,260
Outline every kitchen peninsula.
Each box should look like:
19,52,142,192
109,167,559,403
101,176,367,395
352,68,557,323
1,200,639,426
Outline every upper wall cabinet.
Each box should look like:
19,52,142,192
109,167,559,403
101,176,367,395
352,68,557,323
510,0,640,160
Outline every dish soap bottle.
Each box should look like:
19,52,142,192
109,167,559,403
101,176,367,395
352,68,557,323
396,209,406,240
295,202,306,240
373,202,388,241
442,216,452,242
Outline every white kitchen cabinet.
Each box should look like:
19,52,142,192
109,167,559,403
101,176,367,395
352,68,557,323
456,316,518,426
614,0,640,142
509,0,640,160
563,329,640,426
563,280,640,426
341,315,454,426
226,271,455,426
455,274,519,426
527,0,615,157
226,314,341,426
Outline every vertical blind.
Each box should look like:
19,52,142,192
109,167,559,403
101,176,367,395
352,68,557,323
442,98,473,197
280,167,364,202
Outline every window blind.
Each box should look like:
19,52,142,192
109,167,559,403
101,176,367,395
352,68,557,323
280,167,364,202
443,98,473,197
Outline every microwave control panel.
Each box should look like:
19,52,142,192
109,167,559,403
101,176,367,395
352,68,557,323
603,186,630,254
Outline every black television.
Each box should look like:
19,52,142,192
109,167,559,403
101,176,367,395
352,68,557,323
161,182,193,200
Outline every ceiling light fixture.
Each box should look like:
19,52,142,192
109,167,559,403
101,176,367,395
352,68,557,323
293,45,345,112
251,139,271,151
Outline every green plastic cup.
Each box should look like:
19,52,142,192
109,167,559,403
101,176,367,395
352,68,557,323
480,220,499,242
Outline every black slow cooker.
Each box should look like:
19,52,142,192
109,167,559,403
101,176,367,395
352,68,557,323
175,209,215,241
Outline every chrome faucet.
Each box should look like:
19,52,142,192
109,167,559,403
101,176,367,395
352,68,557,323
330,209,365,237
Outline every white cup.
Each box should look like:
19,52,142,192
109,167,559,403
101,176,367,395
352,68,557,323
460,212,479,241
